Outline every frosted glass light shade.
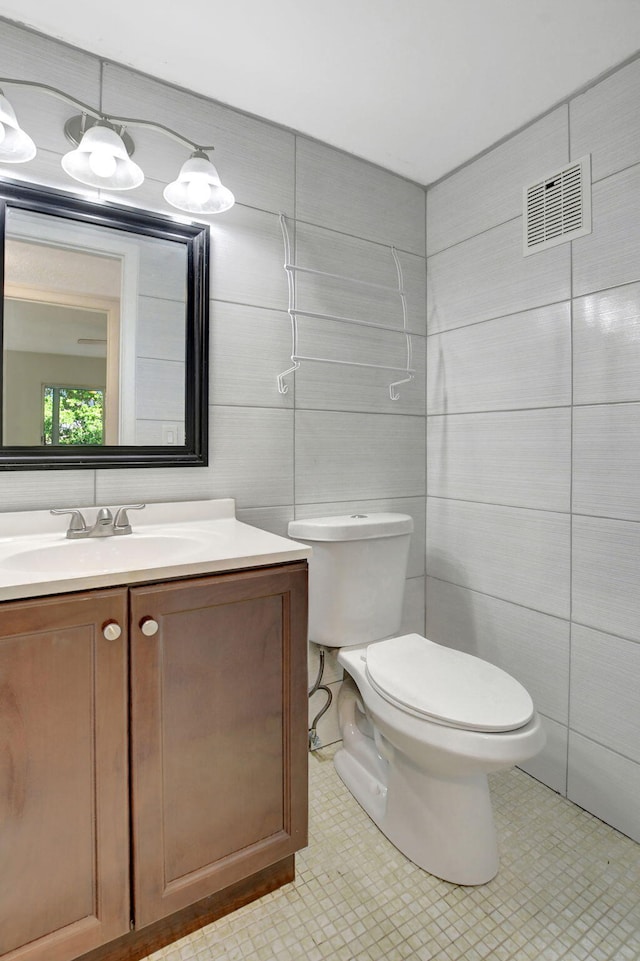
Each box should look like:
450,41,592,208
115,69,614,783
62,123,144,190
163,154,234,214
0,92,37,162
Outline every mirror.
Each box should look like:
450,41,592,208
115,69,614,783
0,179,209,469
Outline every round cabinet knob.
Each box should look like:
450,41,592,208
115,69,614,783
103,621,122,641
140,617,159,637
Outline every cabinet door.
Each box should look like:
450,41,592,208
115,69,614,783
130,564,308,927
0,588,130,961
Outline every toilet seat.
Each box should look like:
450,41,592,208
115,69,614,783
365,634,534,733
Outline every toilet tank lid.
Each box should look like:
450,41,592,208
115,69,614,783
288,512,413,541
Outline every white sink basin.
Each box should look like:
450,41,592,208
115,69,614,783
0,499,311,601
0,531,213,574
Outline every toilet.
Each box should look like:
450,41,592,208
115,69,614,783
288,512,546,885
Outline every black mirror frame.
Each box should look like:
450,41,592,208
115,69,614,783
0,177,209,470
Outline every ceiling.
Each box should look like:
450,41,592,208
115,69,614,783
3,0,640,185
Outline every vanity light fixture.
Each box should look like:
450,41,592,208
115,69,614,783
163,150,234,214
0,78,235,214
0,88,37,162
61,116,144,190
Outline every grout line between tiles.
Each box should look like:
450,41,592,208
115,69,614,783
426,493,571,516
567,189,575,791
424,573,570,625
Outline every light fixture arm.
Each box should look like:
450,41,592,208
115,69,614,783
0,77,104,121
98,114,217,154
0,76,234,212
0,77,216,154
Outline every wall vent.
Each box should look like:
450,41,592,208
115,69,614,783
523,155,591,256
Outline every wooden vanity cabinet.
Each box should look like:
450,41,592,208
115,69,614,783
0,588,130,961
129,563,309,928
0,561,308,961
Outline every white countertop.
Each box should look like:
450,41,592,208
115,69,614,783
0,499,311,601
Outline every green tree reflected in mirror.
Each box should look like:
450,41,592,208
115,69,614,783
43,385,105,446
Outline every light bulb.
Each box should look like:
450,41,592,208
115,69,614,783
88,147,118,179
186,177,212,207
164,152,234,213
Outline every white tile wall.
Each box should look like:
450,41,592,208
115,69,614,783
427,48,640,842
135,359,184,421
295,411,425,503
427,106,568,255
427,216,570,334
207,406,294,508
294,324,426,416
0,469,96,512
208,205,289,310
572,515,640,642
427,498,570,618
570,56,640,182
94,462,216,506
572,164,640,297
137,236,186,301
568,733,640,842
573,403,640,520
210,302,293,409
427,409,571,511
235,506,294,537
573,282,640,405
295,138,426,255
427,302,571,414
137,298,185,362
294,222,427,335
570,624,640,763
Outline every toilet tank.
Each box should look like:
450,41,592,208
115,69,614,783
288,513,413,647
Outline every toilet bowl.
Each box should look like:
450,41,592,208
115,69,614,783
335,636,545,884
288,512,546,885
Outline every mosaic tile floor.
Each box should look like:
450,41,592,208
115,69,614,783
147,745,640,961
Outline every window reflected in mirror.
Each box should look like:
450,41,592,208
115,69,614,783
4,288,112,446
43,385,106,446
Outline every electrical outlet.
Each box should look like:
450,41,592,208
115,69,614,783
161,423,177,445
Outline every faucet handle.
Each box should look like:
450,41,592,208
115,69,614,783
51,508,88,534
114,503,146,532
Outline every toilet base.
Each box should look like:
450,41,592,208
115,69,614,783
335,679,500,885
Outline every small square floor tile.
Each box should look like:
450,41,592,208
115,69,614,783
144,745,640,961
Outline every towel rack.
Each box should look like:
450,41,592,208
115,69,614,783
277,214,415,400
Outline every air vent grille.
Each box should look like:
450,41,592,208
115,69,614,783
523,155,591,256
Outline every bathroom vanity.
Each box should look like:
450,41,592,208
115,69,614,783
0,500,310,961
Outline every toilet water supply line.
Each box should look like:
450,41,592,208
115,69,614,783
308,647,333,750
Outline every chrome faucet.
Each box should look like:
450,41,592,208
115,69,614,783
51,504,146,539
